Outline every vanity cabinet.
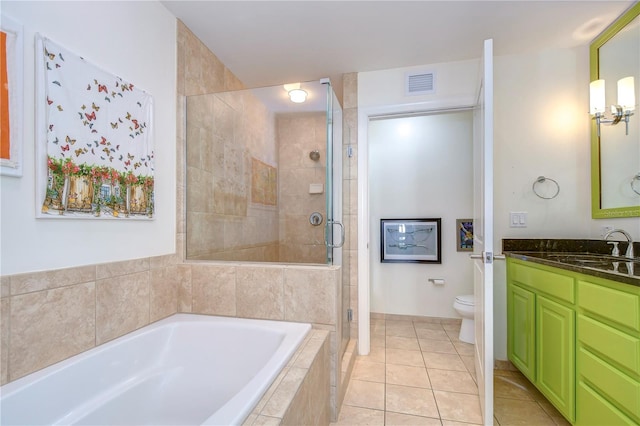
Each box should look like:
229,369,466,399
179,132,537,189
576,276,640,425
507,257,640,425
507,259,575,422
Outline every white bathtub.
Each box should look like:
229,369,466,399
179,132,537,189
1,314,311,425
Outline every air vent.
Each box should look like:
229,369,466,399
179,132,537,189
405,71,435,96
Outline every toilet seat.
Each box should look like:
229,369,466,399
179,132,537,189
455,295,475,306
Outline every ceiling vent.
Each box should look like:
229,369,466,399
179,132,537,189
405,71,435,96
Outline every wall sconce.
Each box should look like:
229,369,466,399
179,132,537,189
590,76,635,136
283,83,307,103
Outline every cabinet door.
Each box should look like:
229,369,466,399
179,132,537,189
537,295,575,422
508,283,535,381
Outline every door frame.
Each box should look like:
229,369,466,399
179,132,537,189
357,98,476,356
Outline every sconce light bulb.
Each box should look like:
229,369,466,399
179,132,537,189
618,76,635,111
589,79,606,115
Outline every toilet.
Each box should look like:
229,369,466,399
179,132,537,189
453,294,475,344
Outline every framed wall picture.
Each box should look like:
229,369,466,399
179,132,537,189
0,13,24,177
456,218,474,252
380,218,441,263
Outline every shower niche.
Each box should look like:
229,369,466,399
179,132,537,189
185,80,344,265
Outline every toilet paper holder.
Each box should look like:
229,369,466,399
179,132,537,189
428,278,445,285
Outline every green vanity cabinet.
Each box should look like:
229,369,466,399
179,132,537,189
576,276,640,425
507,257,640,425
507,258,576,422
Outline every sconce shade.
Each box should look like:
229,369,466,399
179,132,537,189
618,76,635,111
590,79,606,114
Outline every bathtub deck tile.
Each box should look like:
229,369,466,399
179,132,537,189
294,332,327,369
261,367,307,418
253,415,281,426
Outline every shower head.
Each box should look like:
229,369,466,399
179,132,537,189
309,150,320,161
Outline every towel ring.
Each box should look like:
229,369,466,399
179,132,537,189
631,173,640,196
532,176,560,199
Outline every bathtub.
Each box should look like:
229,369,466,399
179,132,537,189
1,314,311,425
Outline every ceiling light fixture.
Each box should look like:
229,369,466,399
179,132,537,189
283,82,308,103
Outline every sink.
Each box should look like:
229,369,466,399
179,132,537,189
540,253,640,276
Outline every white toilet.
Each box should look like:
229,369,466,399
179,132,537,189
453,294,475,344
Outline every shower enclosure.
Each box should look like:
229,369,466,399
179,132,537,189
185,79,345,264
184,80,351,354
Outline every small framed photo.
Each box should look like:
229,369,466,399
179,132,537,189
380,218,441,263
456,219,474,252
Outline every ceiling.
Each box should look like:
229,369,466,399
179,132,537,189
162,1,634,99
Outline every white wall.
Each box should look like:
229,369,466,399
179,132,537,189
369,112,474,318
0,1,177,275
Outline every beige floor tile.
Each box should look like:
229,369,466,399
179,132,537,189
418,338,457,354
386,364,431,388
385,411,443,425
387,348,425,367
493,374,535,401
453,341,474,357
460,355,475,374
386,384,440,418
344,379,385,410
353,358,385,383
422,352,467,371
441,421,482,426
386,324,418,338
387,335,421,351
371,334,386,348
538,400,572,426
413,322,446,331
433,390,483,424
333,405,385,425
428,369,478,394
441,320,462,331
494,397,555,425
366,345,386,363
416,328,450,341
444,329,461,342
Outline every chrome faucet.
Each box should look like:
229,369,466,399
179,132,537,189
604,228,634,259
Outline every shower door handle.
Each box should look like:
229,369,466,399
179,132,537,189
325,220,345,248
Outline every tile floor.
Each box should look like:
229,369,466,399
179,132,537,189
332,317,571,426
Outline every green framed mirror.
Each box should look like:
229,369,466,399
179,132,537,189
591,2,640,218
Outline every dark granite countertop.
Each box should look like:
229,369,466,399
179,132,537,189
503,239,640,288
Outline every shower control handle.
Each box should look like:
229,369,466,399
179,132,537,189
309,212,323,226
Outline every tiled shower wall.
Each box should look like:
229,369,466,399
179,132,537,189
277,113,327,264
186,91,280,262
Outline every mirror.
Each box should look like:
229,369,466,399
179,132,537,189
591,3,640,218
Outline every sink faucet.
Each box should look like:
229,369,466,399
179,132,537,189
603,228,634,259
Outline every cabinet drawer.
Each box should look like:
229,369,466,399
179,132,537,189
578,315,640,375
579,347,640,419
578,280,640,332
577,381,637,425
510,262,575,303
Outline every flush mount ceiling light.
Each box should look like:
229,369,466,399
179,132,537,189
283,83,308,103
589,76,636,136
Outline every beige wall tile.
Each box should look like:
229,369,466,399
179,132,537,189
150,266,179,322
191,264,236,316
10,265,95,295
343,73,358,110
1,276,10,298
149,253,179,270
1,298,9,385
96,258,149,280
284,268,337,325
96,271,150,345
177,264,193,312
9,283,95,380
236,267,284,320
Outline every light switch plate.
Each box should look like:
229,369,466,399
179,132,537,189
510,212,527,228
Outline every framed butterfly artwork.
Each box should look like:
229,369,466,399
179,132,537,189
0,13,24,177
35,35,155,220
